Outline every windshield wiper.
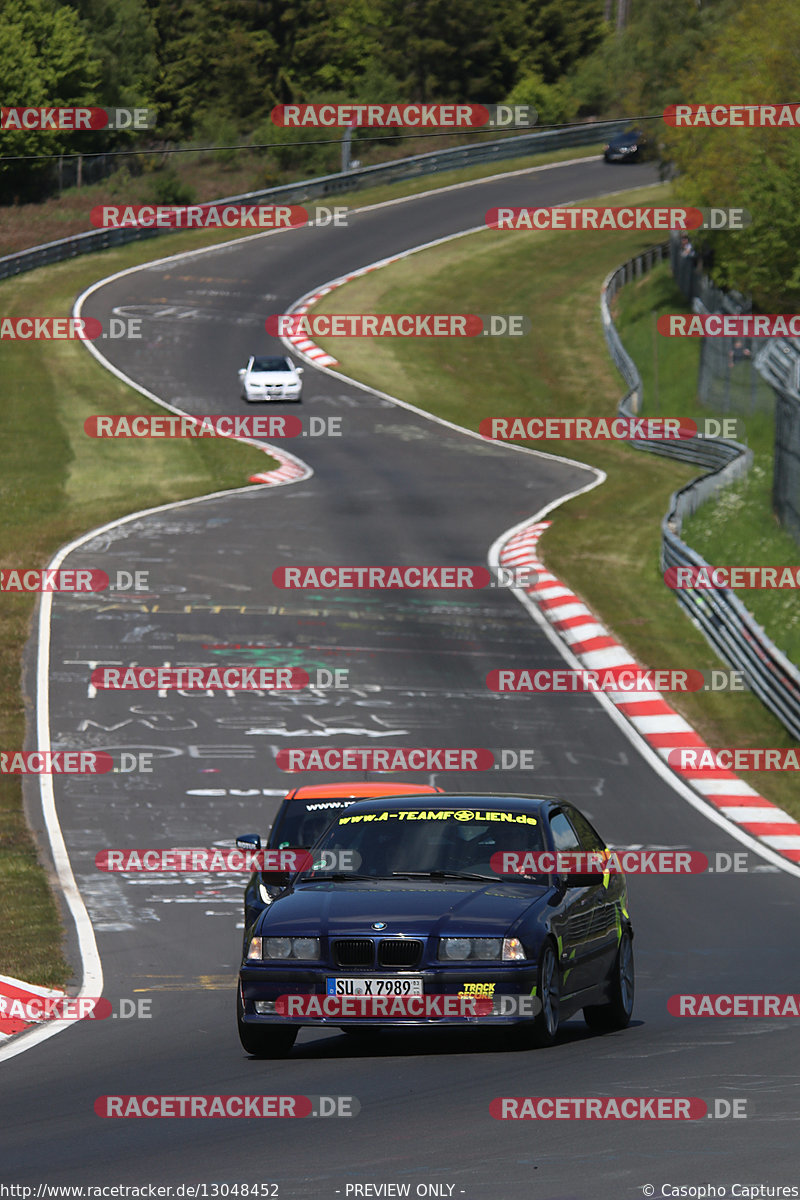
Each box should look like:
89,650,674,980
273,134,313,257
389,870,495,882
302,872,380,882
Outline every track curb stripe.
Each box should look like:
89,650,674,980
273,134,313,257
498,519,800,864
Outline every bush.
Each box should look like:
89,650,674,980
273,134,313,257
147,169,196,205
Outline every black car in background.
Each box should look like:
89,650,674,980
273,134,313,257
604,128,648,162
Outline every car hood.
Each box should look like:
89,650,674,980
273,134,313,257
257,879,549,938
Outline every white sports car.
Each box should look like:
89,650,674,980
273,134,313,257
238,355,304,402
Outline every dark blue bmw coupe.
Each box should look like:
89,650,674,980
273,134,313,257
236,794,634,1056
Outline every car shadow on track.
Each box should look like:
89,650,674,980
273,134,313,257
268,1019,645,1059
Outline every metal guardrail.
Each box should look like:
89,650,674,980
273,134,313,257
756,338,800,544
0,120,630,282
601,248,800,741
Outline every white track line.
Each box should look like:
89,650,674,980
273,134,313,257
0,165,682,1057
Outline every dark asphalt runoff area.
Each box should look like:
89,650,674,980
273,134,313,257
4,157,799,1199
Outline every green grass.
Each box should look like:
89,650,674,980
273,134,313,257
616,266,800,664
0,243,276,987
309,181,800,821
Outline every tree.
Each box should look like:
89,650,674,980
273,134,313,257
0,0,101,200
664,0,800,310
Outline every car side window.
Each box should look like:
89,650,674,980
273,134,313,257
565,808,606,852
549,811,581,852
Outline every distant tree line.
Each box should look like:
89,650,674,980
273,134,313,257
1,0,796,310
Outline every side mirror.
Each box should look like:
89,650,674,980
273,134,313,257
237,368,246,381
237,833,261,852
565,872,601,888
295,366,304,374
260,869,294,888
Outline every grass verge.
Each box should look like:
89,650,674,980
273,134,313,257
616,265,800,664
308,181,800,821
0,242,276,987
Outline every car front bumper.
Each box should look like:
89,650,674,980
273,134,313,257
238,964,540,1027
244,388,301,401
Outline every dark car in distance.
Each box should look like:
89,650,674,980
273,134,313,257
604,128,648,162
236,794,634,1057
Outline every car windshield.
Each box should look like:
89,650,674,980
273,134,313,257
271,799,361,849
299,807,547,879
252,357,291,372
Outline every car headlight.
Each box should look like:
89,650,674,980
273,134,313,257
438,937,526,961
247,936,320,960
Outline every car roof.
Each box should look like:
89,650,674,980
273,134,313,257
284,782,444,800
337,793,558,814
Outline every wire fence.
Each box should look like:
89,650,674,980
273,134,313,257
0,119,629,282
669,233,774,415
602,248,800,740
755,338,800,544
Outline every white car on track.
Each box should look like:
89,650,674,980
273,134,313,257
238,355,304,402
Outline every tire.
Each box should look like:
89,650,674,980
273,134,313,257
507,939,560,1050
584,928,634,1033
237,992,297,1058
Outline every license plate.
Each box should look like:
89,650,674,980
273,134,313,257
326,976,423,997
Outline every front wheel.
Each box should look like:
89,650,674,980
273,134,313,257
584,928,634,1033
507,939,560,1050
237,991,297,1058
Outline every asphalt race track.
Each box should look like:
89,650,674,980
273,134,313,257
4,158,799,1198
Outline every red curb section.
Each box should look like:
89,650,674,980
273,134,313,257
498,520,800,865
0,974,67,1039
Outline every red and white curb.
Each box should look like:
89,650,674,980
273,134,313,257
283,291,339,366
282,261,405,368
499,520,800,865
0,974,66,1040
248,445,310,486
